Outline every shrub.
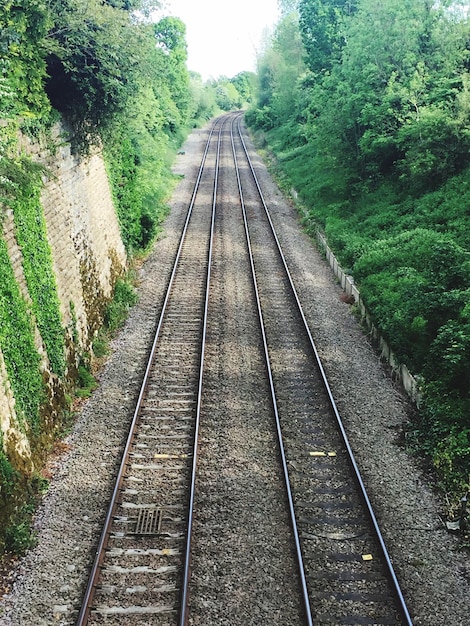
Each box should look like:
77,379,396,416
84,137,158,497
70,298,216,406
104,277,138,333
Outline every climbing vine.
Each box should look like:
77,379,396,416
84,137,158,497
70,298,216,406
11,168,66,377
0,235,43,432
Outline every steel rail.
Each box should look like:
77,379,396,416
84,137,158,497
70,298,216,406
229,114,314,626
235,115,413,626
178,118,224,626
75,118,221,626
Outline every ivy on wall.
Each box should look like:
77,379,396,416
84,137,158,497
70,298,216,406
0,235,43,432
0,149,68,554
11,168,66,377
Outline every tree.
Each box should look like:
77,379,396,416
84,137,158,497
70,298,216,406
248,9,306,136
295,0,470,192
213,79,242,111
103,12,193,251
153,17,192,129
278,0,299,16
299,0,357,75
230,72,256,104
189,72,217,122
341,1,450,180
1,0,51,118
45,0,149,149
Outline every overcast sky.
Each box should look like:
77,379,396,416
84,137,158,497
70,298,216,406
166,0,279,80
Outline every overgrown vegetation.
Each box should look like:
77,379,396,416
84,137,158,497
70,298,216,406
0,235,43,434
0,0,255,554
247,0,470,501
76,274,138,398
103,276,138,333
12,167,66,376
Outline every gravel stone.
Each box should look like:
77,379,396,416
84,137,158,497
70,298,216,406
0,121,468,626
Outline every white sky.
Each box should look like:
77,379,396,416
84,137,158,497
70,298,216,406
165,0,279,80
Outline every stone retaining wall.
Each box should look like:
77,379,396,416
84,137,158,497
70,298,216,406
0,125,127,474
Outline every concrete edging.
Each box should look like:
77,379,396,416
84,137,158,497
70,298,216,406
316,230,422,406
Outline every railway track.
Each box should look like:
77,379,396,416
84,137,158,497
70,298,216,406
76,116,223,625
76,113,413,625
230,114,412,625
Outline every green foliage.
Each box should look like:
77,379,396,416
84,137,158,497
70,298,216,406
104,134,145,252
287,0,470,198
101,14,195,253
0,235,43,431
412,386,470,494
0,442,17,501
248,10,307,137
189,72,218,123
433,429,469,495
245,106,276,132
0,432,22,553
189,71,255,121
45,0,148,150
248,0,470,499
0,63,38,204
0,0,51,119
89,272,137,365
154,16,192,125
92,335,108,358
354,229,469,370
4,503,36,554
75,362,97,398
104,277,138,333
11,167,66,376
427,317,470,396
299,0,357,75
104,111,173,253
214,80,242,111
230,72,256,105
2,472,49,554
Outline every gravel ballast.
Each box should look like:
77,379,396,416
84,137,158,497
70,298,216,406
0,121,468,626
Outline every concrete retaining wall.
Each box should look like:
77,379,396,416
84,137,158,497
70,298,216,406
316,231,422,406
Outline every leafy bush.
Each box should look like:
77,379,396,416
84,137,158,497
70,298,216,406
76,363,97,399
397,106,470,191
0,0,51,120
92,336,108,358
45,0,145,150
4,506,36,554
245,106,276,131
104,277,138,333
353,230,469,371
0,446,17,500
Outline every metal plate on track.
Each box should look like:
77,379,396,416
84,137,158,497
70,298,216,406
134,508,163,536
